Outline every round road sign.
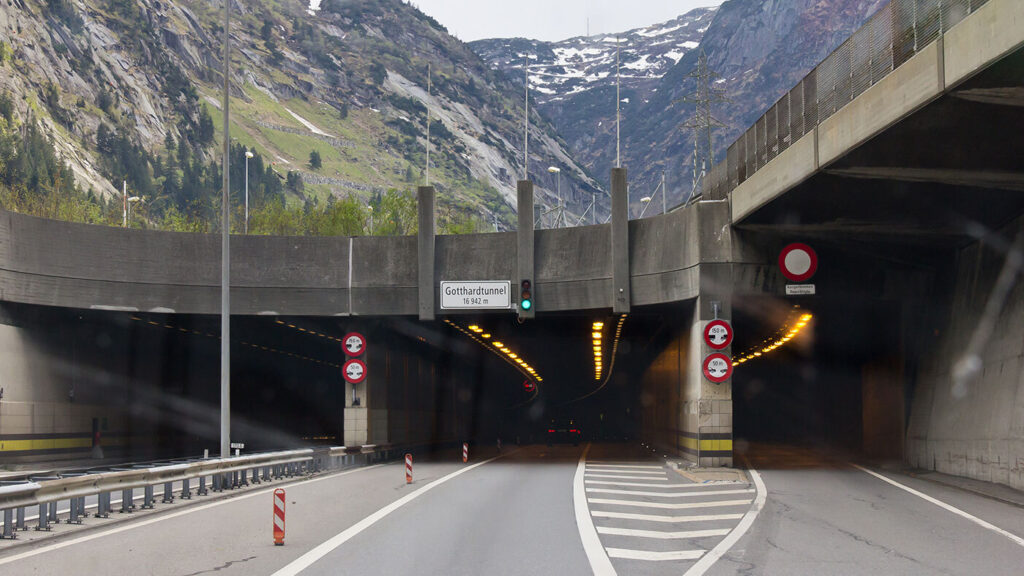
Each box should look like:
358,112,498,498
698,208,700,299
702,353,733,384
704,319,733,350
343,359,367,384
779,243,818,282
343,332,366,356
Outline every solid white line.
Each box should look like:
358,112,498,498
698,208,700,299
597,526,730,539
587,488,754,498
587,468,665,475
586,480,683,488
271,453,511,576
586,474,669,481
589,498,752,510
682,467,767,576
586,464,663,470
592,511,744,523
573,444,617,576
852,464,1024,549
605,548,704,561
0,465,383,567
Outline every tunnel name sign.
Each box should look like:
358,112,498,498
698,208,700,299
702,353,733,384
440,281,511,310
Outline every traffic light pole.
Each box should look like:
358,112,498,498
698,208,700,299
516,180,535,320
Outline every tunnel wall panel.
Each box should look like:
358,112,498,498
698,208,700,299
906,216,1024,490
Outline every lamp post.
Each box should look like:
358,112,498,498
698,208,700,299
547,166,561,228
244,150,253,234
126,196,142,227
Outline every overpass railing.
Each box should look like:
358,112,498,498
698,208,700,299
702,0,990,200
0,444,396,538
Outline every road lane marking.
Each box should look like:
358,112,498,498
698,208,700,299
586,468,665,475
592,511,744,523
597,526,730,539
574,444,618,575
587,488,754,498
586,474,669,481
605,548,704,561
589,498,752,510
587,480,692,488
682,467,767,576
586,464,663,470
271,452,513,576
0,465,384,567
852,464,1024,549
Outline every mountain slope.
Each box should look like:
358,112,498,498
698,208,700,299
0,0,598,231
472,0,888,208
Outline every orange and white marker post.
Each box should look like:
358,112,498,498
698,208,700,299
272,489,286,546
462,442,468,463
405,453,413,484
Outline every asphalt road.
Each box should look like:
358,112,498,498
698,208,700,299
2,443,1022,575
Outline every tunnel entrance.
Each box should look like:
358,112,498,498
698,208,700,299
731,294,906,462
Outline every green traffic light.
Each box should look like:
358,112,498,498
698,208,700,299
521,299,532,310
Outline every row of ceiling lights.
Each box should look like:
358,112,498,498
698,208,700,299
444,320,542,383
592,314,627,381
733,308,813,365
130,316,341,368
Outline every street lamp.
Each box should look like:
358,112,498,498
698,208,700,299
127,196,142,227
244,150,253,234
547,166,562,228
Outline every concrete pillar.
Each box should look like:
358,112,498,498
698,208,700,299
344,329,387,447
516,181,535,319
417,186,435,321
682,293,733,468
610,168,630,314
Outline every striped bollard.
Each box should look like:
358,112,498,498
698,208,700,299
405,453,413,484
272,489,286,546
462,442,468,463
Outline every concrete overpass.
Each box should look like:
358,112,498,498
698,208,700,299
1,0,1022,493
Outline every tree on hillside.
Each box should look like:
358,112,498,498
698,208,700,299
309,150,322,170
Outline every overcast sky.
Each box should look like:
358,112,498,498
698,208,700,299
410,0,726,42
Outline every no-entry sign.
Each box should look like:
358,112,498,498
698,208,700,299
343,332,366,356
779,243,818,282
704,319,733,350
343,359,367,384
702,353,733,384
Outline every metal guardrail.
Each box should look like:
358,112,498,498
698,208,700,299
0,444,395,539
699,0,991,201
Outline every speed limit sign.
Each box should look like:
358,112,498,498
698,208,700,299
702,353,733,384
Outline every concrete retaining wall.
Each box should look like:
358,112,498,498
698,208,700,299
906,216,1024,490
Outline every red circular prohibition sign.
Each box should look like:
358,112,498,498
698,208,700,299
343,359,367,384
704,319,733,350
702,353,733,384
343,332,366,356
779,243,818,282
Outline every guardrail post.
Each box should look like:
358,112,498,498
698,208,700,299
68,497,81,524
36,503,50,531
17,506,26,529
143,485,155,509
120,488,134,513
96,492,110,517
251,468,259,484
48,500,58,524
3,509,14,539
181,477,192,499
198,475,209,496
162,481,174,503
